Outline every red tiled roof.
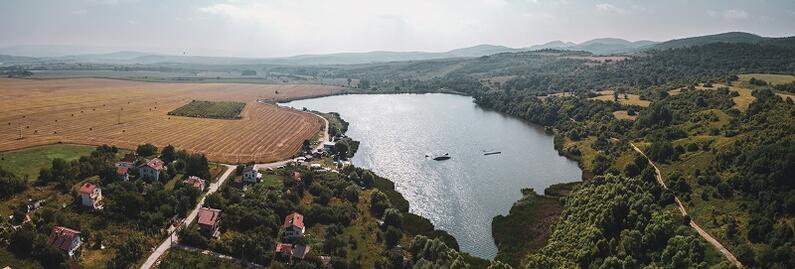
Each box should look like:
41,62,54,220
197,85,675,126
292,171,302,182
198,207,221,226
47,226,80,252
183,176,205,189
139,158,165,171
116,166,129,175
78,183,96,194
120,153,137,163
283,212,304,230
275,243,293,254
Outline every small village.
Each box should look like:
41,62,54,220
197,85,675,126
0,113,445,269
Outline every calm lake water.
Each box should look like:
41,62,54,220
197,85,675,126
283,94,581,259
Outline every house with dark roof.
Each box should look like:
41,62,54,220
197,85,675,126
116,152,138,168
78,183,102,210
292,244,311,259
47,226,82,257
182,176,205,190
242,165,261,183
198,207,221,237
138,158,166,181
283,212,305,240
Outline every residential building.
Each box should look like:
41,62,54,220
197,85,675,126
47,226,82,257
322,142,336,153
78,183,102,210
292,244,311,259
198,207,221,237
242,165,261,183
274,243,311,260
291,171,302,183
275,243,293,259
116,153,138,168
116,166,129,181
283,212,305,239
182,176,206,190
138,158,165,181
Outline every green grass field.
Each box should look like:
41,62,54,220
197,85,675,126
168,100,246,120
738,73,795,86
0,144,96,180
259,174,283,189
589,90,651,107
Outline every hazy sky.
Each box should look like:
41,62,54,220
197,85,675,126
2,0,795,57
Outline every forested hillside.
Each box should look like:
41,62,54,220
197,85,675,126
331,39,795,268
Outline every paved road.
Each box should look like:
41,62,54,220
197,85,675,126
140,164,235,269
630,143,744,268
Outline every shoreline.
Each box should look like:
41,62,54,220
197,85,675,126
288,94,585,265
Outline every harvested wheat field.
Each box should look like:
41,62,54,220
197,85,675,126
0,78,339,163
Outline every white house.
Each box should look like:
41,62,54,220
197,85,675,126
242,165,261,183
78,183,102,210
283,212,305,240
138,158,165,181
47,226,82,257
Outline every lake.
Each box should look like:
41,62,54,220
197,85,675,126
283,93,581,259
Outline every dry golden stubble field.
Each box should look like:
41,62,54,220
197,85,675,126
0,78,339,163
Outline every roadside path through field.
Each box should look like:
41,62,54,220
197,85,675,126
630,143,744,268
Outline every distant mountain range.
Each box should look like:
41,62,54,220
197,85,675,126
0,32,791,66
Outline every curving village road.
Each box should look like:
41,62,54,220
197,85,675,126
630,143,744,268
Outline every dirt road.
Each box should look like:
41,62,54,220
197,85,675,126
630,143,743,268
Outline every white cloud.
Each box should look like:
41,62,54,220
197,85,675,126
708,9,751,20
723,9,749,20
596,3,625,14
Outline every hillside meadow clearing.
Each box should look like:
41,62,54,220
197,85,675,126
0,78,339,163
588,90,651,107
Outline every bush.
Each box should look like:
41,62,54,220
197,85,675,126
136,143,158,157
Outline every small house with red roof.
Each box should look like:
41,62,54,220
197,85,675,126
283,212,305,239
182,176,206,190
275,242,293,259
138,158,166,181
291,171,302,183
47,226,82,257
78,183,102,210
116,166,129,181
274,242,311,260
198,207,221,237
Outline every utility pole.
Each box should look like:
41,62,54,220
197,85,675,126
118,109,121,125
